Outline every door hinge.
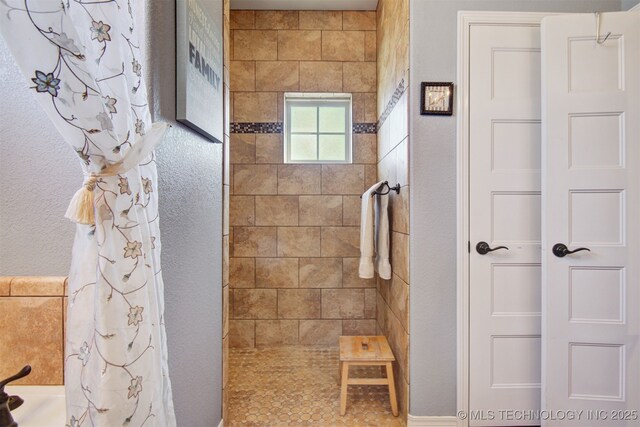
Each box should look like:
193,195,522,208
468,241,471,253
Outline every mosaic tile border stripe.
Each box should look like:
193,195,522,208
377,79,406,131
231,122,378,134
231,122,283,134
353,123,377,134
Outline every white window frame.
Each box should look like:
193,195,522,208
284,92,352,164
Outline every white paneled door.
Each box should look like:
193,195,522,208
469,23,543,426
542,12,640,426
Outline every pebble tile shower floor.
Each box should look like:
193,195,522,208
228,347,405,426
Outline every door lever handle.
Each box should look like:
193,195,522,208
476,241,509,255
552,243,591,258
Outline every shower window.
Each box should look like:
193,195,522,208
284,93,352,164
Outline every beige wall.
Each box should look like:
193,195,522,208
376,0,410,418
0,276,66,385
228,10,379,348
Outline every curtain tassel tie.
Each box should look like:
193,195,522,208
65,175,98,225
63,122,170,226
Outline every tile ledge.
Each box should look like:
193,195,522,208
5,276,68,297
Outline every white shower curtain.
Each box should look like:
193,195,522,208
0,1,176,426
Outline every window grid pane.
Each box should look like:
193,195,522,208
319,134,346,161
290,106,318,133
319,106,346,133
290,134,318,161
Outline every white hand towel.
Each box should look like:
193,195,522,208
359,181,384,278
375,192,391,280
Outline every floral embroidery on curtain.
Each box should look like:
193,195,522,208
0,1,176,426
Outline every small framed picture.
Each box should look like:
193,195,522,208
421,82,454,116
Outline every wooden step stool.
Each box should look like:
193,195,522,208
339,335,398,416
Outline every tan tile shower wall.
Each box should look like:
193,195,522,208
376,0,410,418
228,10,378,348
0,276,67,385
377,0,409,115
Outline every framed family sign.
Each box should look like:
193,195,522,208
176,0,224,143
420,82,454,116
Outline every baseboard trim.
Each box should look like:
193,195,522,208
218,419,223,427
408,415,459,427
